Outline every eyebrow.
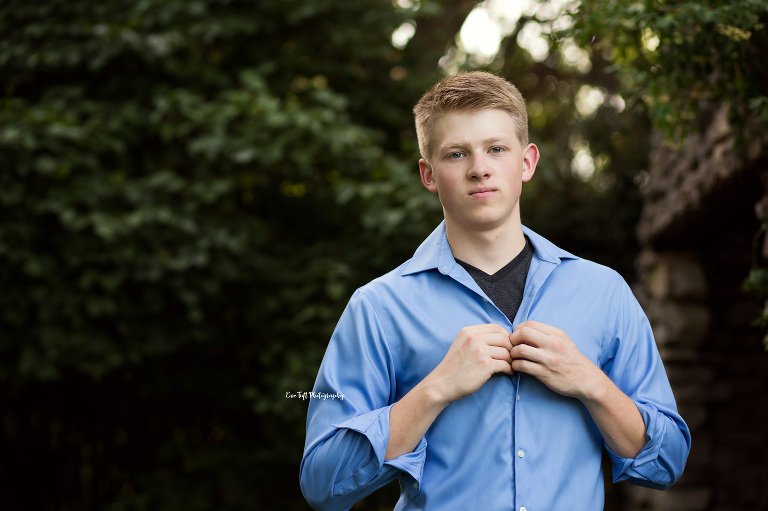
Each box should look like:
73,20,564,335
439,137,512,151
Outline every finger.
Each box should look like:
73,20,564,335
514,320,561,335
460,325,512,349
465,323,512,335
509,343,544,364
488,346,513,364
484,332,513,350
509,325,548,347
492,359,514,376
510,357,541,376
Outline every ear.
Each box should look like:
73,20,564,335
521,143,539,183
419,159,438,193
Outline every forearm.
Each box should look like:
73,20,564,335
580,369,646,458
385,376,449,460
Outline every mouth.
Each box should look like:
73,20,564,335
469,187,497,199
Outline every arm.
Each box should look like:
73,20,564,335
508,275,690,488
301,292,514,510
598,278,691,488
300,291,406,511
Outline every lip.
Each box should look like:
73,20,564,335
469,187,497,199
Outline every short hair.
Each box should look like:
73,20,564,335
413,71,528,162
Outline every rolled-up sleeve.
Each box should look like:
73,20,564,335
300,290,427,511
601,275,691,489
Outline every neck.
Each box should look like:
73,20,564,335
446,220,526,275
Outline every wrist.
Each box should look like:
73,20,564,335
417,373,453,410
577,366,611,404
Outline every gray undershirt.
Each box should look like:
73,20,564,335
456,237,533,323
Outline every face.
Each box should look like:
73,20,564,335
419,108,539,235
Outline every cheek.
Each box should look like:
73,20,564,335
438,177,463,196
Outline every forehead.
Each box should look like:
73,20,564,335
433,108,520,148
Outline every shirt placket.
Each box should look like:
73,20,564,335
511,256,558,511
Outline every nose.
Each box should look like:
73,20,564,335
467,153,491,180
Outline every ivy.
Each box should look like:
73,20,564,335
0,0,446,508
571,0,768,138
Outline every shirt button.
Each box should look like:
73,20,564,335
516,394,520,401
520,507,527,511
517,449,525,458
413,481,419,489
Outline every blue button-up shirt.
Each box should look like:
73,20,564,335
301,223,690,511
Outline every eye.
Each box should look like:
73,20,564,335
448,152,464,159
490,146,504,154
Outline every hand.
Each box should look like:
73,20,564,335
509,320,602,400
425,324,514,404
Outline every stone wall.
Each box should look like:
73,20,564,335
637,105,767,246
630,250,712,511
629,105,768,511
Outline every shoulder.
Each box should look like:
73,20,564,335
541,256,632,324
356,258,425,304
525,226,626,291
557,256,626,287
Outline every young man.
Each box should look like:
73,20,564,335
300,72,690,511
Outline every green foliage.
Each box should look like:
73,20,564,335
572,0,768,138
743,260,768,350
0,0,447,508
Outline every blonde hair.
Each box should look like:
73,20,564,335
413,71,528,162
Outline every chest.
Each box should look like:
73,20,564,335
384,273,609,399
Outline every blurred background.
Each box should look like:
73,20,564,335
1,0,767,509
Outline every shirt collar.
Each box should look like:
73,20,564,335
401,221,578,276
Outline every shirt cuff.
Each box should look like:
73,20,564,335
386,436,427,498
605,400,669,486
331,405,428,495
